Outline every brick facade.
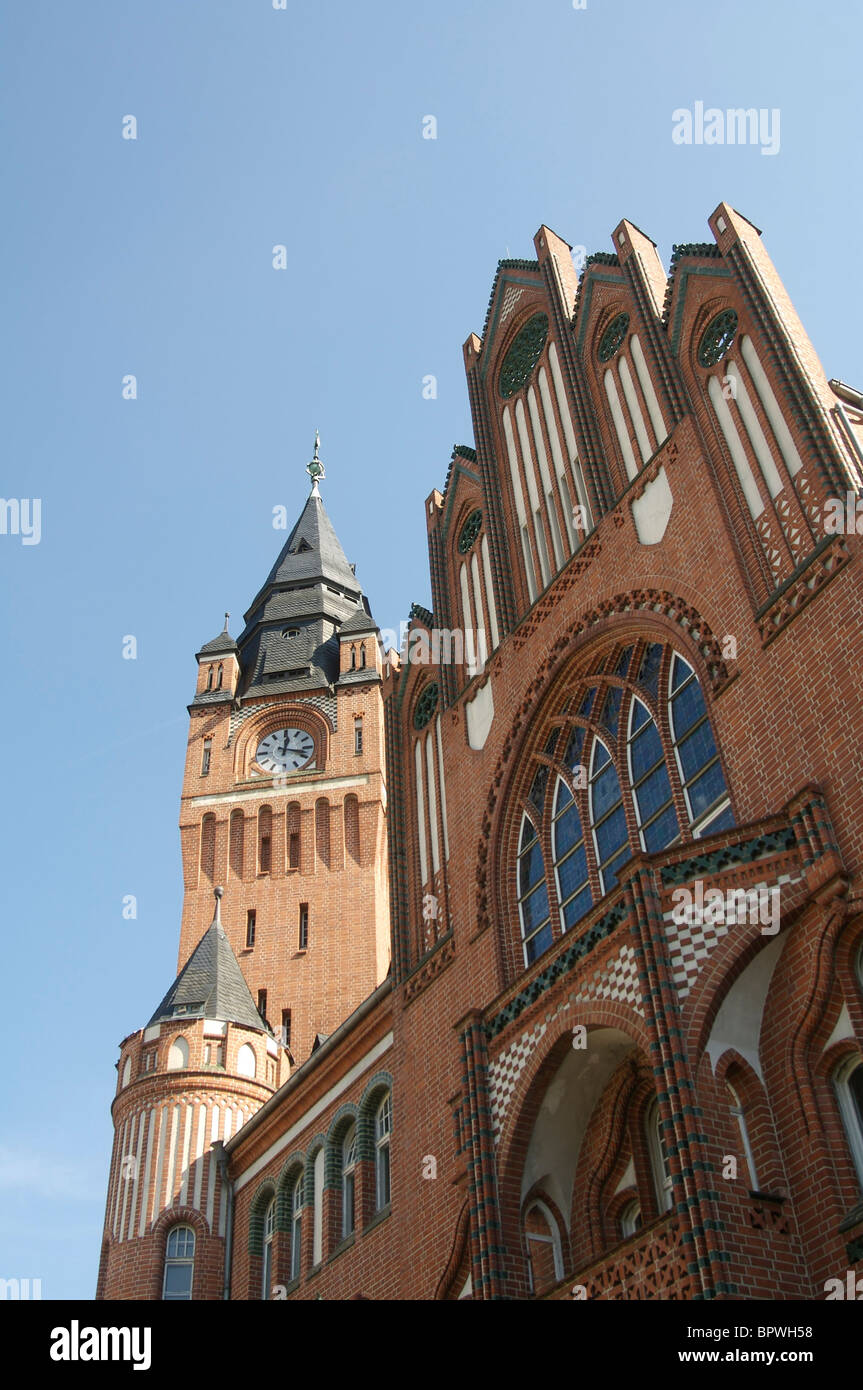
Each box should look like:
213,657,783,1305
98,199,863,1300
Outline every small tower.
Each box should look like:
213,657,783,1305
97,889,287,1301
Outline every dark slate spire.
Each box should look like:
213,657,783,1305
236,435,375,698
147,888,267,1032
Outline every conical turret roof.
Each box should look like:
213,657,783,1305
147,891,266,1032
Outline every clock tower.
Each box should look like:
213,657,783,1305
178,439,391,1065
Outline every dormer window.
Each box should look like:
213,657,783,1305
282,628,301,639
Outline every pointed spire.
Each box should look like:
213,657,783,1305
306,429,325,497
146,888,268,1032
222,612,230,633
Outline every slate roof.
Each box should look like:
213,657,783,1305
196,630,238,658
339,608,378,637
147,915,266,1032
235,485,376,699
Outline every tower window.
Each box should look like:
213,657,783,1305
216,663,223,690
206,666,214,691
281,1008,292,1048
289,832,300,869
259,837,271,872
162,1225,195,1301
246,910,256,949
299,903,309,950
201,739,212,776
354,719,363,756
257,989,268,1024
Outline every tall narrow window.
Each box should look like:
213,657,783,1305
834,1055,863,1189
342,1125,357,1239
262,1197,275,1300
299,903,309,950
206,666,214,691
216,663,223,690
229,809,244,878
290,1176,302,1282
312,1148,325,1266
523,1200,563,1295
360,643,366,668
162,1226,195,1300
589,737,630,894
668,655,732,834
201,738,212,776
245,909,256,949
258,806,272,874
647,1099,673,1213
200,814,216,882
375,1093,392,1210
354,718,363,755
727,1081,759,1190
257,989,268,1024
288,803,300,871
517,813,551,965
552,776,592,932
281,1008,291,1049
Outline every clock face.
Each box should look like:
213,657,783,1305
256,728,315,774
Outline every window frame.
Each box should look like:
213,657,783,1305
374,1093,392,1212
834,1054,863,1190
162,1225,196,1301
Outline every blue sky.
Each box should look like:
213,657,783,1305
0,0,859,1300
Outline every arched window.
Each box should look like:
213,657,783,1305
162,1225,195,1300
167,1036,189,1071
206,665,213,691
514,641,733,966
262,1197,275,1300
646,1099,673,1213
290,1174,303,1282
833,1054,863,1190
237,1043,256,1079
342,1125,357,1239
375,1094,392,1211
668,654,733,836
229,810,244,879
120,1056,131,1088
216,663,223,690
620,1198,642,1239
258,806,272,874
523,1199,563,1295
517,813,551,965
726,1080,759,1190
200,813,216,882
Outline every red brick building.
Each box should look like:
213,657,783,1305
97,200,863,1301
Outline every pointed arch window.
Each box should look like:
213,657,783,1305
589,736,630,894
517,814,552,964
669,655,733,834
647,1099,673,1213
834,1055,863,1190
513,641,733,968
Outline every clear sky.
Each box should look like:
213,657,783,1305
1,0,859,1300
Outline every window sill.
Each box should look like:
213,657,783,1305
328,1234,356,1264
838,1201,863,1233
363,1204,391,1236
